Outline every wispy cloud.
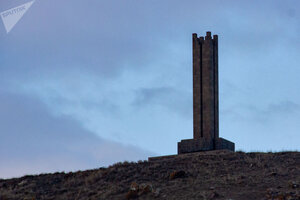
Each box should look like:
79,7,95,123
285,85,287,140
0,90,152,179
264,101,300,115
132,87,192,118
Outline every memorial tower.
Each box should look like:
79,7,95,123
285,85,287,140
178,32,235,154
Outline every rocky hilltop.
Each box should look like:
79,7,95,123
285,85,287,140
0,150,299,200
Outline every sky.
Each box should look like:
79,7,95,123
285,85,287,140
0,0,299,179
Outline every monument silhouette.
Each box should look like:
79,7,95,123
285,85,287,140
177,32,235,154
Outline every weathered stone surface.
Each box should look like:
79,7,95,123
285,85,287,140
214,138,235,151
177,137,234,154
178,138,214,154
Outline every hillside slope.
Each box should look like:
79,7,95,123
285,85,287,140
0,150,299,200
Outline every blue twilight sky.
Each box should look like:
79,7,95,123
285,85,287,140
0,0,299,178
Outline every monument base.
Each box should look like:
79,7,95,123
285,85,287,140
178,137,235,154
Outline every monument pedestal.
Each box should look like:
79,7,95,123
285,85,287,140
178,137,235,154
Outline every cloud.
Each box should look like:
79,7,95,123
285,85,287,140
221,100,300,121
220,100,300,151
265,101,300,115
0,90,153,179
132,87,192,118
247,101,300,124
0,0,299,163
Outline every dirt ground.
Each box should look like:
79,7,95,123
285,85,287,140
0,150,299,200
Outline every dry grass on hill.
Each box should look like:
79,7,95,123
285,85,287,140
0,150,299,200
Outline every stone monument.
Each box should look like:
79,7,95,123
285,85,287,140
177,32,235,154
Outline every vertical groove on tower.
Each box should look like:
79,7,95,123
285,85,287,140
213,35,219,139
193,33,201,139
212,38,216,140
199,36,204,138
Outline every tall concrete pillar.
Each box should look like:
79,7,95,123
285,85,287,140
193,32,218,141
178,32,234,154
